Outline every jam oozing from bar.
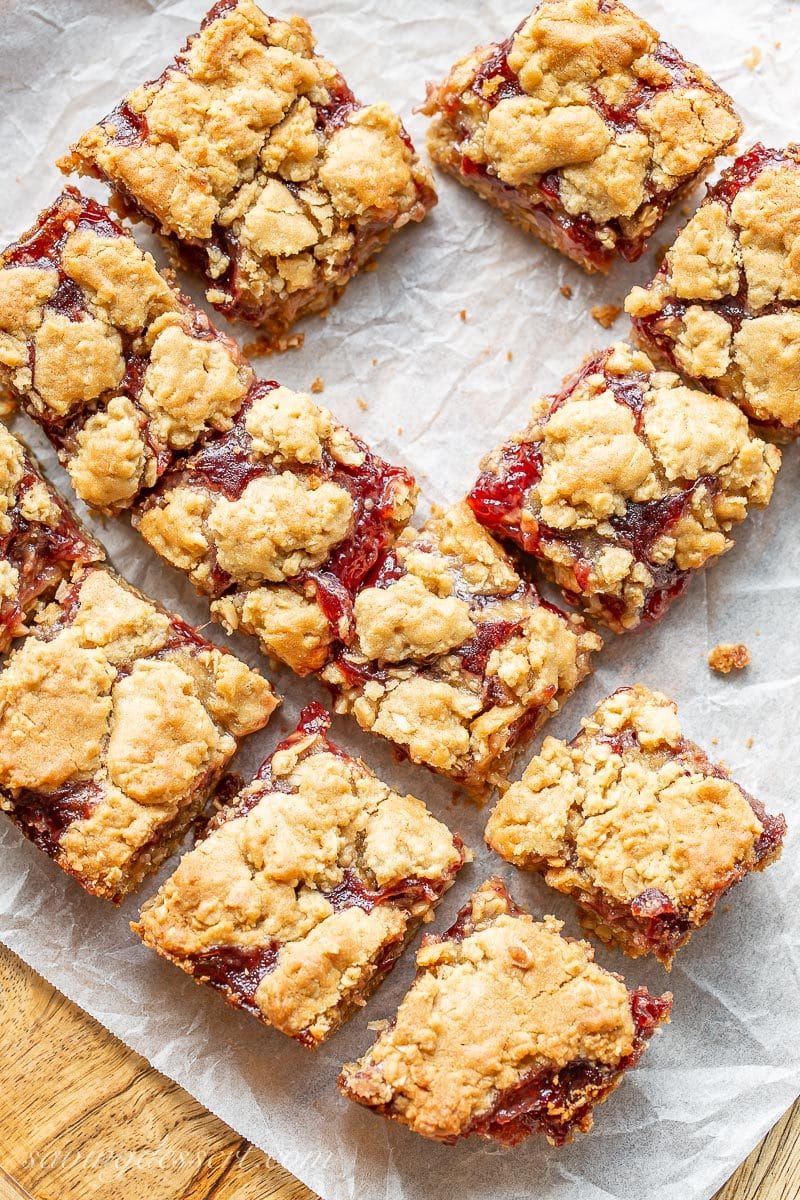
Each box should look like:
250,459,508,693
148,382,415,642
325,867,445,915
4,780,103,858
186,942,280,1015
464,987,671,1146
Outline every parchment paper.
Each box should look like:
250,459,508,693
1,1,799,1197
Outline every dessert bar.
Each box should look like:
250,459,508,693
61,0,436,339
134,381,417,675
0,188,253,513
422,0,740,272
486,686,786,967
0,566,277,900
627,143,800,439
0,422,102,653
134,703,468,1045
468,342,780,632
339,877,671,1144
321,503,600,795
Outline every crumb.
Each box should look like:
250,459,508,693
459,309,468,321
591,303,623,329
357,396,369,412
775,41,782,50
365,259,379,273
711,737,719,746
243,332,303,357
506,350,514,362
310,376,325,393
560,285,573,299
397,425,404,435
744,46,762,70
708,643,751,674
746,737,754,749
371,358,379,367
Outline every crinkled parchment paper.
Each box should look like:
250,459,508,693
0,1,799,1197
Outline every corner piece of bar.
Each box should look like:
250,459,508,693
133,381,418,675
468,342,780,632
339,877,671,1144
627,142,800,439
133,702,468,1046
321,502,600,797
0,188,254,513
0,422,102,653
0,565,277,901
486,685,786,967
421,0,740,272
60,0,436,340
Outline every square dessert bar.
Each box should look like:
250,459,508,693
339,878,671,1145
134,381,417,676
0,422,102,653
60,0,436,339
0,188,254,513
486,686,786,968
627,144,800,440
468,343,780,633
134,702,468,1046
0,565,277,901
321,503,600,796
422,0,741,272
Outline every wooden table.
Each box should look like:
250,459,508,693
0,947,796,1200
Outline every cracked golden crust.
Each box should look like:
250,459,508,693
339,878,639,1141
0,424,102,649
423,0,740,270
322,503,600,796
486,686,776,965
627,147,800,436
61,1,435,336
0,566,277,901
0,190,254,513
134,713,466,1044
472,342,780,632
134,383,417,675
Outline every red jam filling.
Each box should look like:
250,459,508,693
325,867,446,915
7,780,103,858
465,987,671,1146
186,942,280,1016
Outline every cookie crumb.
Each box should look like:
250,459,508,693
708,643,751,674
243,331,303,358
591,303,623,329
310,376,324,394
743,46,762,70
371,358,379,367
459,309,468,321
560,285,573,299
746,736,754,749
506,350,514,362
357,396,369,412
397,425,404,435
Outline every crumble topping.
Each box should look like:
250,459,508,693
469,342,780,631
0,190,254,512
323,503,599,793
627,146,800,434
486,686,781,965
134,709,466,1042
0,566,277,899
339,878,637,1141
135,382,418,675
708,642,751,673
61,0,435,335
423,0,740,270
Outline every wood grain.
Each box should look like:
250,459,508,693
0,945,796,1200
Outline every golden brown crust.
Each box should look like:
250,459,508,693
486,686,782,965
0,566,277,901
708,642,751,673
135,382,418,676
470,342,780,632
627,146,800,436
423,0,740,270
61,0,435,336
134,707,467,1044
339,879,655,1142
322,503,600,796
0,190,253,513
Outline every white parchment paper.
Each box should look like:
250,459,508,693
1,1,799,1197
